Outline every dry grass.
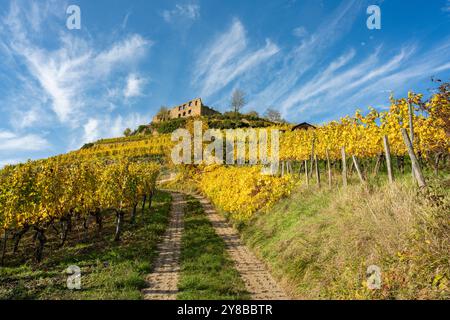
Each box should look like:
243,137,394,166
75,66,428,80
241,174,450,300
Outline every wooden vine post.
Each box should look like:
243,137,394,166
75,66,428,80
315,155,321,188
352,155,365,183
304,159,309,186
408,99,416,180
1,230,7,266
148,190,154,212
373,154,382,177
309,138,315,179
383,135,394,184
326,149,332,187
348,160,354,176
433,153,442,175
298,160,303,176
114,210,125,242
142,194,147,215
401,128,426,188
341,147,347,187
287,161,292,174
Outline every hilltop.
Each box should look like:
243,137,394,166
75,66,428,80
127,112,278,137
80,111,278,151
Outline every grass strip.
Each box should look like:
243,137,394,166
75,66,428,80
177,196,249,300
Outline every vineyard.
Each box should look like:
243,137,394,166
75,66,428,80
170,86,449,223
75,135,171,160
279,91,448,162
0,157,159,263
1,85,449,261
0,82,449,299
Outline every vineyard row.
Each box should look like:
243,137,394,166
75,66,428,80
0,158,160,262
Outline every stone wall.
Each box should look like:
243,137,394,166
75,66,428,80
152,98,219,123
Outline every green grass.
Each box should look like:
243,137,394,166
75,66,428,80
177,196,249,300
240,173,450,300
0,191,172,300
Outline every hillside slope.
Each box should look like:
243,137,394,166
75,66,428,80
240,175,449,299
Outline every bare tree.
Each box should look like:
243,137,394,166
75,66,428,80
230,89,246,115
264,108,283,123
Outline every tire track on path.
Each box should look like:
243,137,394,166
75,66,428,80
142,192,185,300
190,194,289,300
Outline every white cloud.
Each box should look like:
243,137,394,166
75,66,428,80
292,26,308,38
278,46,413,114
10,106,43,129
443,0,450,12
121,10,132,29
81,113,150,145
26,0,63,33
0,158,22,168
109,113,149,137
194,19,279,97
0,2,152,125
0,130,50,151
334,42,450,112
124,73,146,98
20,34,150,122
162,3,200,23
239,0,450,123
276,41,450,121
246,0,362,114
94,35,151,76
0,0,153,163
83,118,101,143
0,131,16,139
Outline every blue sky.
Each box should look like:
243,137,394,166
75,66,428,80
0,0,449,166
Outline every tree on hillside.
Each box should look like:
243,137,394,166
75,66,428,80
264,108,283,123
157,106,169,117
230,89,247,115
246,110,260,119
157,106,168,114
123,128,132,137
153,106,170,122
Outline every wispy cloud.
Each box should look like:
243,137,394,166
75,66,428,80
334,41,450,113
237,0,450,123
246,0,363,114
162,3,200,23
124,73,147,98
0,158,23,168
292,26,308,38
193,19,279,97
0,0,153,165
10,106,44,129
0,1,152,125
443,0,450,13
121,9,132,29
278,38,450,122
0,130,50,152
278,46,411,113
81,113,150,144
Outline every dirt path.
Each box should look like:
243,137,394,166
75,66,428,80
142,192,185,300
157,173,177,185
191,194,289,300
143,190,288,300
